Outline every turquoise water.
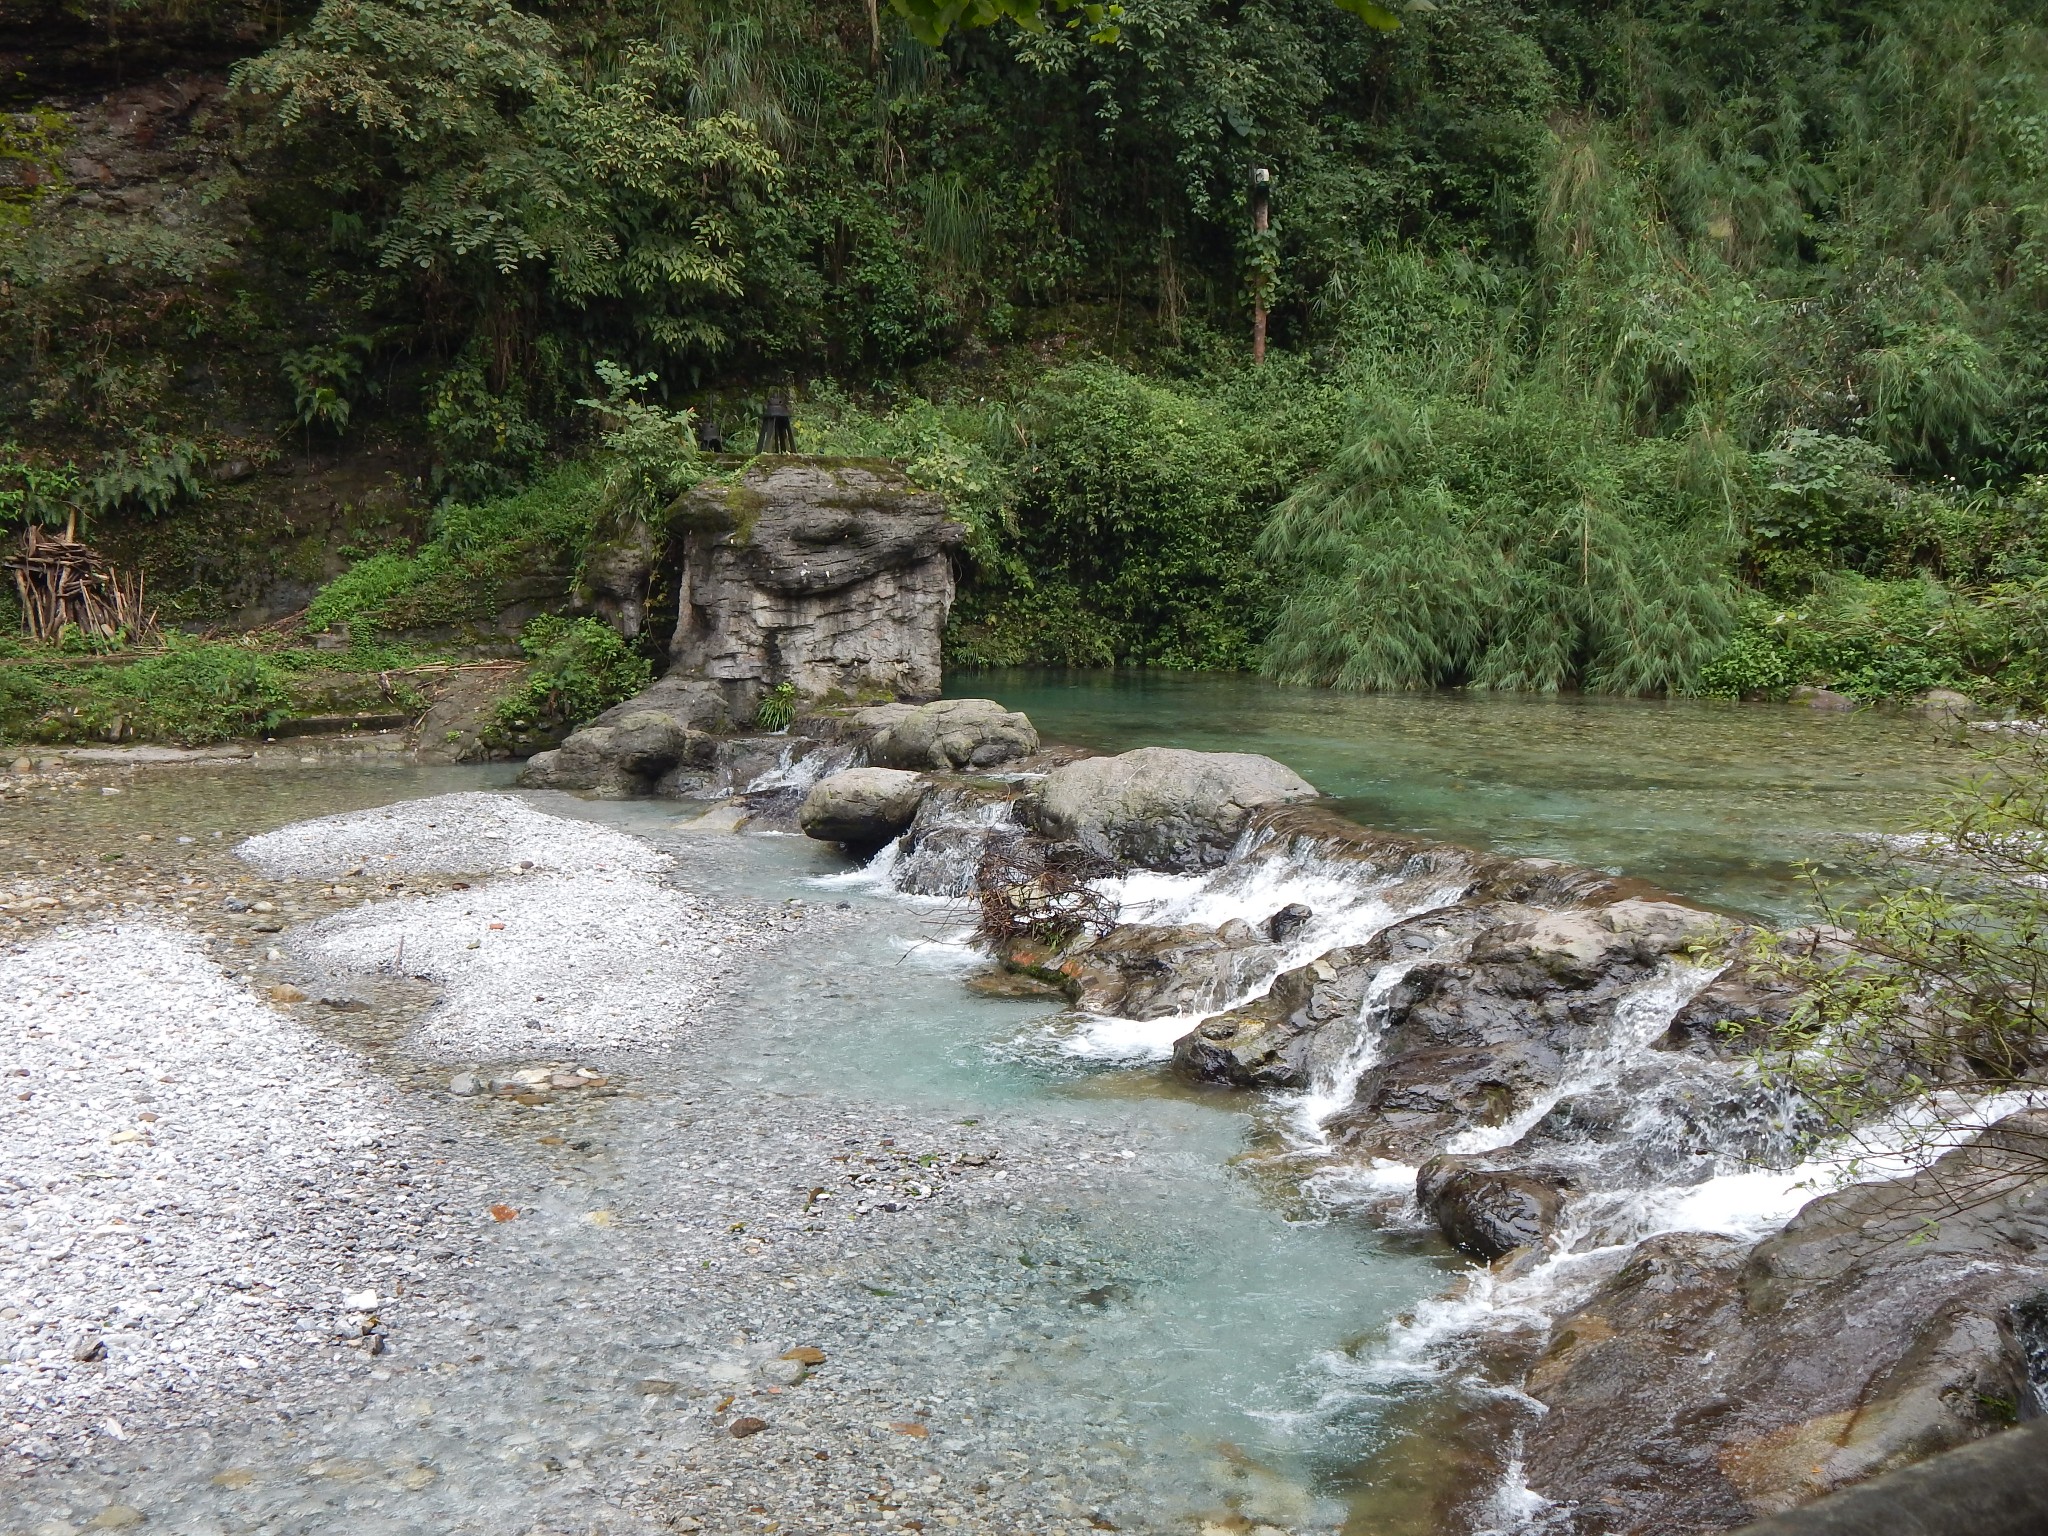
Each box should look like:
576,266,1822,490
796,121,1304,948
4,682,1984,1534
950,670,1978,921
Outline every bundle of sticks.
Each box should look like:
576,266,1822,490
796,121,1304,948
4,524,158,643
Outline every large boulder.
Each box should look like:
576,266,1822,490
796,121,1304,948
518,676,728,795
853,698,1039,771
668,457,964,704
1324,899,1727,1163
1516,1111,2048,1532
798,767,929,847
1172,943,1386,1088
1020,747,1319,871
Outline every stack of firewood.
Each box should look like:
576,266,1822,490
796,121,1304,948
4,525,157,642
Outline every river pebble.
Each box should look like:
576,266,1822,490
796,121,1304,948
3,779,1304,1536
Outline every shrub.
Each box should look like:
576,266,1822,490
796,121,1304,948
1259,380,1739,694
1759,734,2048,1177
490,616,650,737
304,466,599,635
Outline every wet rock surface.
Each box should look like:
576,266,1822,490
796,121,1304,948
1039,919,1280,1021
1415,1155,1569,1260
1520,1112,2048,1532
1323,899,1728,1164
797,767,929,847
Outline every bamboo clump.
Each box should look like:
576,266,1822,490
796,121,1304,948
5,525,158,643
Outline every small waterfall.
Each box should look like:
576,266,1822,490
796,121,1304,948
740,741,854,795
1287,960,1420,1145
892,793,1018,899
1438,959,1724,1158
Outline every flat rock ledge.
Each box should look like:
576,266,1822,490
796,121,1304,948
522,693,1040,800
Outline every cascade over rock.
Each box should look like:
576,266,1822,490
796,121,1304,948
1518,1111,2048,1533
1317,898,1727,1163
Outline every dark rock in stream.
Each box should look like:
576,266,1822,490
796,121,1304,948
1042,921,1279,1020
1265,902,1314,944
1325,899,1727,1163
1416,1154,1571,1260
1518,1110,2048,1533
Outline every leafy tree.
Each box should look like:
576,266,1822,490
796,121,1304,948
886,0,1400,45
1759,735,2048,1176
235,0,782,374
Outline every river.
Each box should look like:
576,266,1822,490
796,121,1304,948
0,683,1979,1536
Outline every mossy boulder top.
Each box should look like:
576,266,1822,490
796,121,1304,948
669,458,963,597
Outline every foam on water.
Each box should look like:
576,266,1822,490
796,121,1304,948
1437,960,1724,1158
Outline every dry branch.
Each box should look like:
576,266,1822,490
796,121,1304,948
5,526,158,643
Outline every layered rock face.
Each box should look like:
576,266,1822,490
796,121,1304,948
1519,1113,2048,1533
668,457,964,708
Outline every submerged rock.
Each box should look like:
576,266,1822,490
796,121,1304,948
1020,747,1319,872
798,768,929,848
852,697,1038,771
1518,1110,2048,1531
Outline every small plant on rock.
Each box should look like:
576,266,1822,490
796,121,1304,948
755,682,799,731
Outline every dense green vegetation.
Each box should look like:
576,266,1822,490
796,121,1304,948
6,0,2048,709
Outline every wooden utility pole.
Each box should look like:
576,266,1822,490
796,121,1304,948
1250,166,1272,365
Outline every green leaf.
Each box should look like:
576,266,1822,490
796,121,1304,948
1331,0,1403,29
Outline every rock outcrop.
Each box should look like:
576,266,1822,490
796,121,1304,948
520,676,730,795
798,768,930,848
1021,747,1319,871
850,697,1039,771
668,457,963,708
1319,898,1726,1164
1518,1111,2048,1532
1034,920,1278,1021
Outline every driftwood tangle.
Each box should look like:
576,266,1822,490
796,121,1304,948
5,526,157,642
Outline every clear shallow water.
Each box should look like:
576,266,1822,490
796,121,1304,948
577,802,1455,1515
950,670,1978,921
4,770,1450,1536
1,681,1988,1533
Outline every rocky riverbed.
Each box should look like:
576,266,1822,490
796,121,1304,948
2,757,1443,1536
6,701,2046,1536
